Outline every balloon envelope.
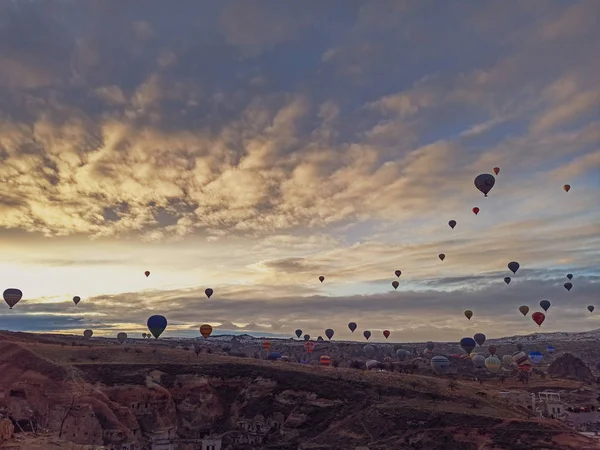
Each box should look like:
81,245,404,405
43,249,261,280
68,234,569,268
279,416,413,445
519,305,529,316
83,329,93,338
540,300,551,312
564,282,573,291
348,322,357,333
464,310,473,320
304,334,310,341
529,351,543,365
144,271,150,277
504,277,511,285
267,352,281,361
147,315,168,338
460,337,476,354
117,332,127,343
588,305,595,313
320,355,332,366
319,276,325,283
472,354,486,368
485,356,502,373
493,167,500,175
566,273,573,280
563,184,570,192
363,330,371,340
448,220,456,229
438,253,445,261
205,288,213,298
426,341,435,351
532,312,545,327
325,328,334,340
474,173,495,197
392,280,399,289
73,296,81,305
547,346,555,353
431,356,450,374
395,270,401,277
363,345,375,357
383,330,390,339
474,333,486,346
508,261,520,274
488,345,497,355
3,288,22,309
200,324,213,338
472,207,480,215
295,329,302,338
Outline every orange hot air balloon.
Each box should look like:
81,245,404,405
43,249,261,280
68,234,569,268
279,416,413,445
320,355,331,366
383,330,390,339
144,271,150,277
472,207,480,215
563,184,570,192
532,312,545,327
199,324,213,338
304,341,314,353
263,340,271,351
493,167,500,175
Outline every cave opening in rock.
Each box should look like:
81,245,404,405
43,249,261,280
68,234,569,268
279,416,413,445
9,417,35,433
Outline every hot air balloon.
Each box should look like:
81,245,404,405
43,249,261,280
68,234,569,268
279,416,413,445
512,351,529,365
72,296,81,305
83,329,93,338
474,333,486,347
564,282,573,291
348,322,357,333
319,276,325,283
563,184,570,192
472,207,480,215
317,336,324,342
205,288,213,299
320,355,332,366
142,333,146,338
431,356,450,374
426,341,435,351
502,355,513,367
474,173,495,197
263,341,271,352
508,261,520,274
295,329,302,339
528,351,543,365
267,352,281,361
472,354,486,368
460,337,476,354
448,220,456,229
519,305,529,316
147,315,168,338
117,332,127,343
363,330,371,340
588,305,595,313
493,167,500,175
516,343,523,351
540,300,551,312
396,349,410,360
546,345,555,353
200,324,213,338
144,271,150,277
464,310,473,320
566,273,573,280
325,329,334,340
439,253,445,261
392,280,399,290
532,312,545,327
363,344,375,357
395,270,402,277
3,288,22,309
304,334,310,341
365,359,379,370
383,330,390,339
504,277,511,285
485,356,502,373
304,341,314,353
488,345,497,355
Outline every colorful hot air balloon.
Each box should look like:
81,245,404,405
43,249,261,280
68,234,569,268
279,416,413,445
502,355,513,367
448,220,456,229
117,332,127,343
564,282,573,291
363,330,371,340
83,329,93,338
563,184,570,192
488,345,497,356
320,355,331,366
439,253,445,261
304,341,314,353
325,328,334,340
464,310,473,320
263,340,271,351
147,315,168,338
566,273,573,280
295,329,302,339
319,276,325,283
205,288,213,299
508,261,520,274
532,312,545,327
460,337,476,354
383,330,390,339
304,334,310,341
472,207,480,215
472,354,486,368
547,346,555,354
512,351,528,365
392,280,399,290
431,356,450,374
200,324,213,338
3,288,22,309
474,333,486,347
485,356,502,373
504,277,511,285
588,305,595,313
144,271,150,277
519,305,529,316
267,352,281,361
529,351,543,365
474,173,495,197
348,322,357,333
363,344,375,357
493,167,500,175
395,270,402,277
426,341,435,351
72,296,81,305
540,300,551,312
396,349,410,360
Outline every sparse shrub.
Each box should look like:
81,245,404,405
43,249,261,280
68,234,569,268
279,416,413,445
332,360,340,368
135,348,142,354
152,348,157,354
71,342,76,346
123,347,130,353
69,357,77,362
447,380,458,391
182,346,190,351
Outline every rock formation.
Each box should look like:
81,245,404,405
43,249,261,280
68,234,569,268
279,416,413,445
547,353,593,381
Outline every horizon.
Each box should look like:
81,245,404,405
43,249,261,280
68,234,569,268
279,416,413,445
1,1,599,343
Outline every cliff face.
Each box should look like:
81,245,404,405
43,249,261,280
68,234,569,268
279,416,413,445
0,337,598,450
547,353,594,381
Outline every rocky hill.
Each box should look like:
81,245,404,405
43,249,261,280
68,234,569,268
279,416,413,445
548,353,594,382
0,332,599,450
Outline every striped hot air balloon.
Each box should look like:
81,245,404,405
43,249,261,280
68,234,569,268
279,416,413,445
200,324,213,339
3,288,22,309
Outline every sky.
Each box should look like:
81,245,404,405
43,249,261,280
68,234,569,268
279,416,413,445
0,0,599,343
